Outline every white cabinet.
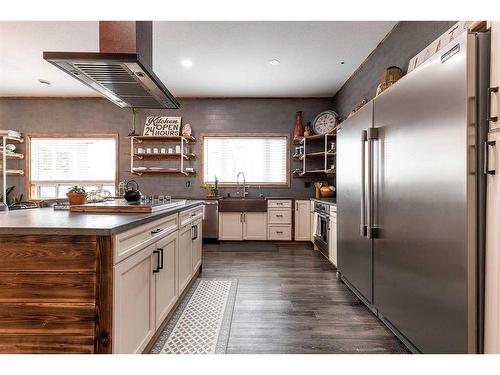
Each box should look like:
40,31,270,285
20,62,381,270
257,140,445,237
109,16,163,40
112,207,203,353
114,244,156,354
219,212,243,240
243,212,267,240
310,209,315,243
267,200,292,241
192,218,203,272
154,231,178,329
178,224,193,294
329,212,337,266
294,200,311,241
485,131,500,353
219,212,267,240
490,21,500,132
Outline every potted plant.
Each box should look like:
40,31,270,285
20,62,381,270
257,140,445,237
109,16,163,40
66,185,87,205
203,176,219,197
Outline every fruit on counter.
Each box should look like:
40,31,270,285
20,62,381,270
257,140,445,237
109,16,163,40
320,186,331,192
329,186,336,192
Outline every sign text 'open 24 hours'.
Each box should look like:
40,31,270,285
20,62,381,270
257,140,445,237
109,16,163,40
143,116,182,136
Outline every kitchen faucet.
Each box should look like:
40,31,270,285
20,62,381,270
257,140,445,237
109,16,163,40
236,172,248,198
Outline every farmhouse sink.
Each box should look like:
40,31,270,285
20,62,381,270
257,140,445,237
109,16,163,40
218,198,267,212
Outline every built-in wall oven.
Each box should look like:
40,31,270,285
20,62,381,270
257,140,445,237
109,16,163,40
313,201,330,259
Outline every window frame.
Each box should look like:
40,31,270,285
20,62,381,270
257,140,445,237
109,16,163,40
26,133,119,200
200,132,290,188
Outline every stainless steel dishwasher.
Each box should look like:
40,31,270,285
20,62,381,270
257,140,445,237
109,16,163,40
202,200,219,240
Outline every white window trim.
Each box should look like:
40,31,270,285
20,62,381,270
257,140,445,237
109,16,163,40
201,133,290,188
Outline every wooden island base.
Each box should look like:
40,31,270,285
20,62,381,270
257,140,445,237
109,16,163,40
0,202,204,354
0,235,113,353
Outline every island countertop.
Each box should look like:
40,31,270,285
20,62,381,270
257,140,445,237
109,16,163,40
0,200,203,236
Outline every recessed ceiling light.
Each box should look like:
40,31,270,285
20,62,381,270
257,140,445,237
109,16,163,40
181,59,193,68
38,79,51,85
269,59,280,66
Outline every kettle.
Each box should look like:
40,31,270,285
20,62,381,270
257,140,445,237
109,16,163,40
124,180,142,202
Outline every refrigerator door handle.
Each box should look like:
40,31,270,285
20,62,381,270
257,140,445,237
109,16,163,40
360,130,367,237
367,128,379,239
487,86,498,123
484,140,496,175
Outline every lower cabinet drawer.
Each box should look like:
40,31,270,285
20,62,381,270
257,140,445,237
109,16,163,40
268,200,292,208
180,207,203,227
114,214,178,264
268,225,292,241
268,208,291,224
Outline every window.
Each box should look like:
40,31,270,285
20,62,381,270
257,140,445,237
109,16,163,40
203,134,289,186
29,136,117,199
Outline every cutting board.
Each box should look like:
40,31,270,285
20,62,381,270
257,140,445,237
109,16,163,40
70,200,153,213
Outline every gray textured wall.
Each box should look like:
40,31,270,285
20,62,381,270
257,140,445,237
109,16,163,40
332,21,456,119
0,97,333,200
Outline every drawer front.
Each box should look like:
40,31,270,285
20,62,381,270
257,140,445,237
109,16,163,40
268,208,292,224
150,214,178,239
115,214,178,264
267,200,292,208
268,225,292,241
180,206,204,227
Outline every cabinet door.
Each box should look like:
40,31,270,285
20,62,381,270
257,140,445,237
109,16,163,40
218,212,243,240
490,21,500,132
329,215,337,267
243,212,267,240
192,219,203,273
114,244,155,354
294,200,311,241
485,132,500,353
178,224,193,294
310,208,315,243
155,231,178,329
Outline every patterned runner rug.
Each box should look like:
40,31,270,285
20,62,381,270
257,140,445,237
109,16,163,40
150,279,238,354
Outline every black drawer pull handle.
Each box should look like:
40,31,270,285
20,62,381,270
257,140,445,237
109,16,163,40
276,231,283,234
151,228,163,234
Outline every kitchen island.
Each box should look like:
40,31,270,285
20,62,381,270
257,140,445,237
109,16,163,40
0,200,204,353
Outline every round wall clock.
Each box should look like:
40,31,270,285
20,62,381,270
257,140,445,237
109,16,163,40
312,110,339,135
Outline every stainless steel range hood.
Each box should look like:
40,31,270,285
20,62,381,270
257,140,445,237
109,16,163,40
43,21,180,109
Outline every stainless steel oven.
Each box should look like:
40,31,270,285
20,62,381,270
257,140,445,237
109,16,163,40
313,202,330,258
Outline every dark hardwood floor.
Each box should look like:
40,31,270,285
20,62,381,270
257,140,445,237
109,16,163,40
201,242,409,354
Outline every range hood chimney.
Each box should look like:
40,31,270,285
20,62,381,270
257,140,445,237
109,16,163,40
43,21,180,109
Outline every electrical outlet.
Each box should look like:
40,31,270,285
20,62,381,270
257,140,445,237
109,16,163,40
305,182,311,188
185,181,191,188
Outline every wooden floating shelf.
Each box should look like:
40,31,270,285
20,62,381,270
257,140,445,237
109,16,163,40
293,151,336,160
133,153,196,160
293,169,335,177
1,169,25,176
293,133,336,144
132,169,196,176
130,135,196,144
1,136,24,143
1,152,24,160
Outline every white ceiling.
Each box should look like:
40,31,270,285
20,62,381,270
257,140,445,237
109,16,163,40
0,21,396,98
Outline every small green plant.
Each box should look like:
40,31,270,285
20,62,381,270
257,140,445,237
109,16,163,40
203,176,219,197
67,185,86,194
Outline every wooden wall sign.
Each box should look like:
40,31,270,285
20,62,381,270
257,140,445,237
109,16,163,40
143,116,181,136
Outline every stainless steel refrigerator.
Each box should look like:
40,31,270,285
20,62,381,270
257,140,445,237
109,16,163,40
337,31,490,353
